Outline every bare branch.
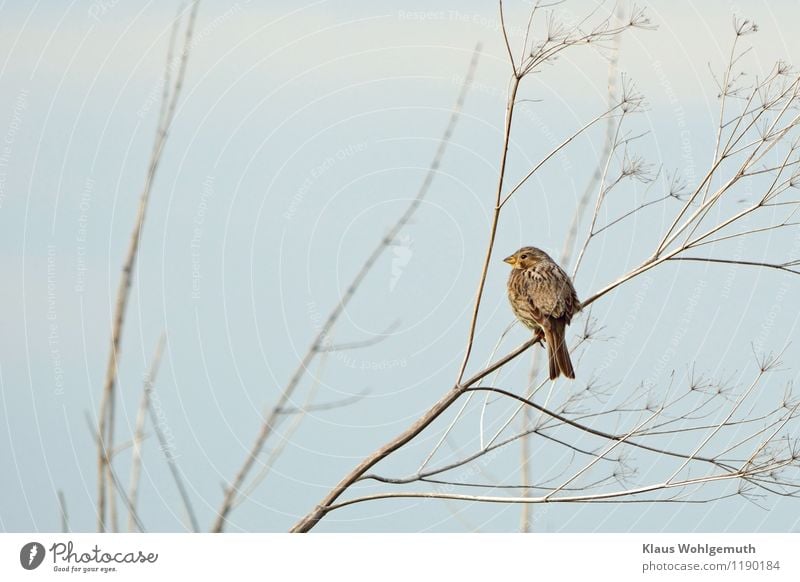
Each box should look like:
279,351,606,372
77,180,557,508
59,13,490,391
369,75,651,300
57,490,69,533
318,320,400,353
288,6,800,535
215,45,484,532
324,471,763,512
85,413,146,533
666,256,800,275
96,1,199,533
128,332,166,532
146,380,200,532
275,388,370,415
498,0,518,75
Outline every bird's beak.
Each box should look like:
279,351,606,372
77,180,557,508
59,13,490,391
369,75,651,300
503,255,516,265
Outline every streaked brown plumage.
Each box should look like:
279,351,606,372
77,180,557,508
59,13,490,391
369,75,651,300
504,246,580,380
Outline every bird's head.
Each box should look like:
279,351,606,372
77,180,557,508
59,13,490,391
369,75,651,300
503,246,550,270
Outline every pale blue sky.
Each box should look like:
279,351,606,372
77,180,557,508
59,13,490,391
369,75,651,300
1,0,799,532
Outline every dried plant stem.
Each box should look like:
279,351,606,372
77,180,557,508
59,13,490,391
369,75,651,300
290,337,540,532
665,368,765,484
290,8,800,532
127,333,166,532
291,3,652,533
322,472,762,510
455,74,520,385
500,103,627,209
702,28,740,204
57,490,69,533
231,350,331,511
146,378,200,532
96,1,198,532
86,413,146,532
360,365,778,488
290,387,467,532
522,31,622,530
519,352,540,532
212,45,483,532
560,31,621,268
571,116,625,278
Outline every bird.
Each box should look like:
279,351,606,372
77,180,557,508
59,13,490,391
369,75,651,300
504,246,580,380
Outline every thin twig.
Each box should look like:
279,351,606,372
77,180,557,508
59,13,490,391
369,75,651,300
289,8,800,534
57,490,69,533
146,392,200,532
232,350,332,511
127,332,166,532
318,320,400,353
454,74,521,385
96,1,199,532
275,389,370,415
571,109,627,278
500,102,627,209
498,0,517,74
292,4,650,533
666,257,800,275
521,18,623,531
324,471,759,511
289,336,542,532
85,413,146,532
466,387,734,469
214,44,483,532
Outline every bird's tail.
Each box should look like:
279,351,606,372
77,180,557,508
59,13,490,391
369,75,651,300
545,321,575,380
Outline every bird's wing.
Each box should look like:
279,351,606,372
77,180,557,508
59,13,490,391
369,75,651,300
522,263,575,320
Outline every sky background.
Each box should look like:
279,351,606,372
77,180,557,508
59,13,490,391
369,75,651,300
1,0,799,533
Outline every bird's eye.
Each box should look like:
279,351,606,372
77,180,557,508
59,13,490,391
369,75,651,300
520,254,528,259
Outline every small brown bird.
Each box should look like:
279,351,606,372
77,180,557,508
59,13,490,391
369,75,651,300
504,246,580,380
